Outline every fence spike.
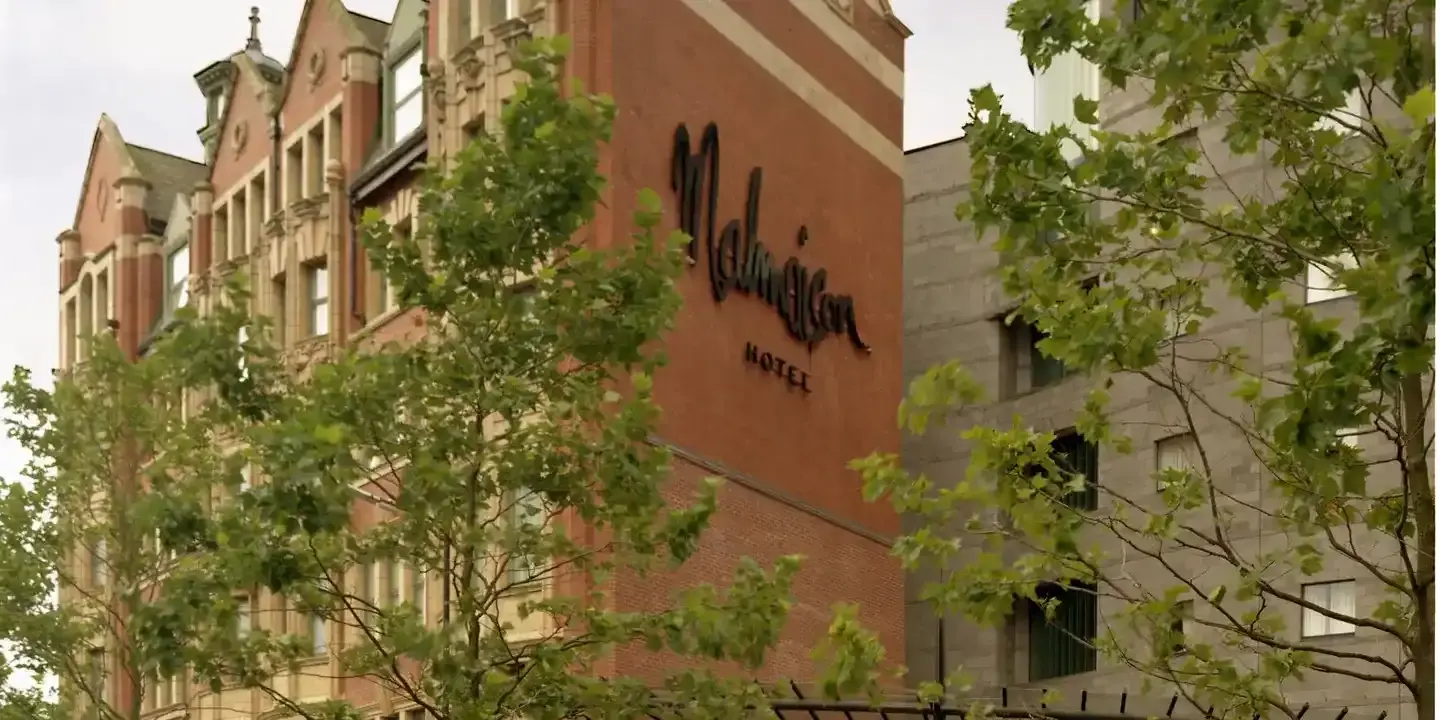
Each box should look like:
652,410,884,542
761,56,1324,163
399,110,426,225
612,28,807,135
1120,691,1128,714
1166,695,1179,717
1082,690,1089,711
1298,703,1311,719
1334,708,1349,720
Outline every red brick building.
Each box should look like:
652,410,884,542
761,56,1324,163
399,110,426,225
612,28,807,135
57,0,908,716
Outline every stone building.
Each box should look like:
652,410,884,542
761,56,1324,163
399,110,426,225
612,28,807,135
54,1,911,718
900,3,1413,720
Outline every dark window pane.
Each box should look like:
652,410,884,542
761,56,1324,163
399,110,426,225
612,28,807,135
1028,583,1098,681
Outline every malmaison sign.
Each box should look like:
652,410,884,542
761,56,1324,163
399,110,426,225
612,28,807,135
670,122,870,352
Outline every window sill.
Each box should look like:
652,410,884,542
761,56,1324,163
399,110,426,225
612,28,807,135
1301,630,1358,641
1304,292,1356,306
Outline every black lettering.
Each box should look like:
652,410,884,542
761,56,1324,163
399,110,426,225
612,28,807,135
800,371,812,393
744,342,759,364
774,358,788,377
787,365,800,386
759,353,773,372
673,122,868,353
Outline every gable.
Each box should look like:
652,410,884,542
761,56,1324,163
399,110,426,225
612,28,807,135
279,0,381,130
73,116,141,257
210,54,278,196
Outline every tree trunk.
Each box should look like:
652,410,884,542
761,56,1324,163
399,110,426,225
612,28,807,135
1400,372,1433,719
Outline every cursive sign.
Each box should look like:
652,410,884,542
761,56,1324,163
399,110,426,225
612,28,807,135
671,122,869,352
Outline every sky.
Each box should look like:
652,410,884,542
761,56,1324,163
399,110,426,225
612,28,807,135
0,0,1032,484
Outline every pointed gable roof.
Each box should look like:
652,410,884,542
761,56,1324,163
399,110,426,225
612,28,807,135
72,114,143,229
275,0,384,111
208,50,285,170
127,145,206,230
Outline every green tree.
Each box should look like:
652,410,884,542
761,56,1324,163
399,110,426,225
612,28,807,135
855,1,1433,719
23,39,806,720
0,317,226,720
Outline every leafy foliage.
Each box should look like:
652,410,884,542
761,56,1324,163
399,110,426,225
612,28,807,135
855,1,1433,719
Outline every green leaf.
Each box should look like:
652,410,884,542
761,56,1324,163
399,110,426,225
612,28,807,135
1403,85,1434,126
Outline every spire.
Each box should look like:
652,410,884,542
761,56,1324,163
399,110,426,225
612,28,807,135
245,6,262,52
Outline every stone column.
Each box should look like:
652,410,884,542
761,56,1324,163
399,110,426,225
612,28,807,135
192,182,215,277
57,229,82,290
113,172,151,359
325,158,349,339
136,234,163,344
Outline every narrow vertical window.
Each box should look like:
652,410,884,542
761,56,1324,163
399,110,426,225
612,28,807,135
391,50,424,142
307,264,329,337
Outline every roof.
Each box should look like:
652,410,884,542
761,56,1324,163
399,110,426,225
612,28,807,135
350,10,391,48
126,144,207,228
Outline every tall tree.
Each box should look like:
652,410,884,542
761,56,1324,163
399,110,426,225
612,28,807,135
100,39,805,720
0,318,225,720
855,1,1434,718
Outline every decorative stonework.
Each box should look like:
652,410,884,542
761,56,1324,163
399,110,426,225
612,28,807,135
96,180,110,219
307,50,327,90
824,0,855,21
428,59,448,124
454,37,487,92
495,16,532,52
232,121,250,157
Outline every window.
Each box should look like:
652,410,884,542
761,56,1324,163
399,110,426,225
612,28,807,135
1315,88,1368,133
509,486,545,587
1027,582,1097,681
457,0,473,43
411,564,427,625
87,648,105,716
248,173,267,246
236,596,252,637
213,204,230,263
1170,600,1194,656
310,613,328,655
286,142,304,204
1305,253,1357,303
1003,319,1069,397
232,191,248,257
90,538,107,587
307,264,329,336
167,245,190,312
1052,432,1099,511
1302,580,1356,637
490,0,522,24
407,710,428,720
272,275,288,345
391,50,424,142
1337,427,1363,450
237,326,249,378
387,559,403,608
238,463,252,493
168,670,185,706
306,123,326,197
95,271,110,330
64,299,77,368
1156,432,1199,490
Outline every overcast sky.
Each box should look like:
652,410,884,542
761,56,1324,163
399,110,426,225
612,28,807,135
0,0,1031,484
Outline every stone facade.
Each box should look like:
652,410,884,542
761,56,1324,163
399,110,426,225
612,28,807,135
56,1,912,718
900,7,1416,719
